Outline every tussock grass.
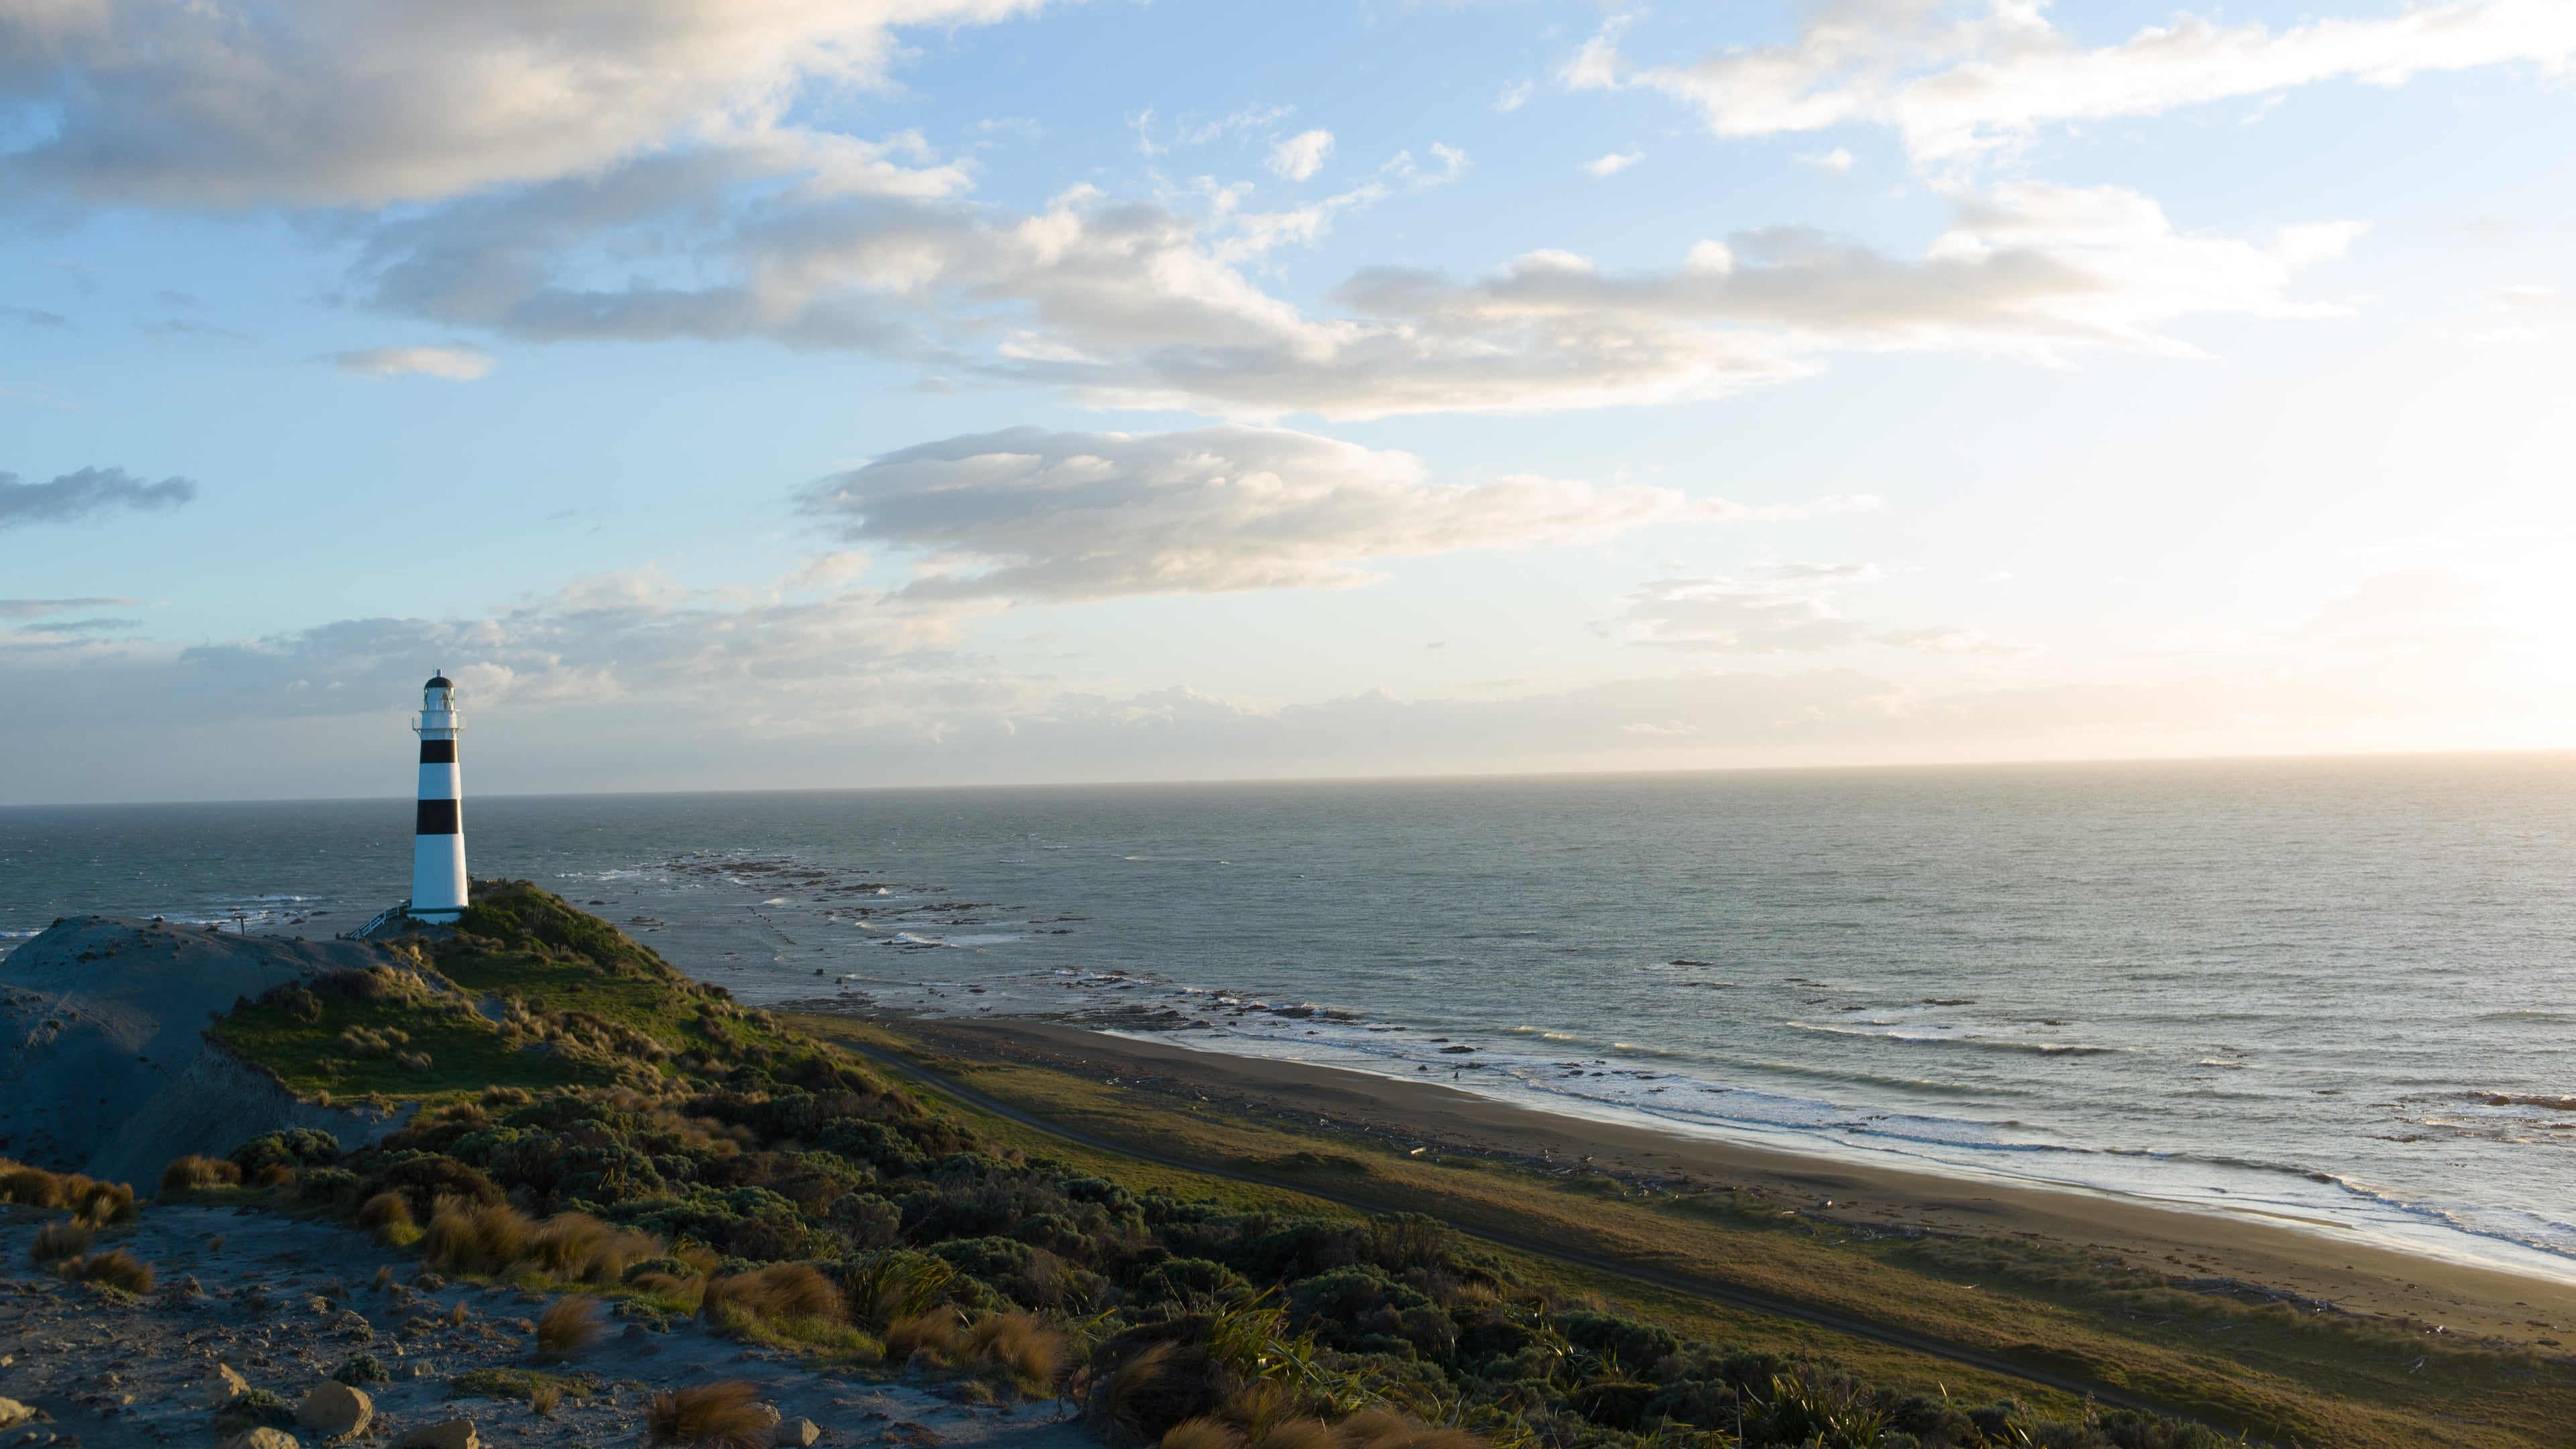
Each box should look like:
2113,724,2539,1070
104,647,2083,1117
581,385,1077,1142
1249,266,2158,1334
646,1379,771,1449
29,1219,93,1264
423,1197,663,1283
0,1160,137,1222
703,1263,843,1327
66,1248,154,1293
535,1293,605,1359
966,1311,1071,1395
357,1191,418,1244
885,1307,960,1364
160,1155,243,1191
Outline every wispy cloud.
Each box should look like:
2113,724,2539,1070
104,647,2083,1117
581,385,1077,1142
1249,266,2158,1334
0,597,144,619
0,468,196,529
1576,0,2576,167
328,345,496,380
1267,129,1336,182
1583,151,1644,178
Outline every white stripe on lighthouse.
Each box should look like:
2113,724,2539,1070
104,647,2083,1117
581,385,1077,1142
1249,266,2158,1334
410,671,469,922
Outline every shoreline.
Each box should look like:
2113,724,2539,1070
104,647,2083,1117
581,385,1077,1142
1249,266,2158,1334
1091,1019,2576,1290
883,1014,2576,1350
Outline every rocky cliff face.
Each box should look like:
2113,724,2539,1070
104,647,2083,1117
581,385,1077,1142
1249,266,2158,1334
0,916,413,1181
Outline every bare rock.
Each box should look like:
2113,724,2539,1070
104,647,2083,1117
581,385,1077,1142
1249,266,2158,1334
774,1418,822,1447
395,1418,480,1449
222,1430,301,1449
0,1397,36,1429
192,1362,252,1409
295,1380,374,1438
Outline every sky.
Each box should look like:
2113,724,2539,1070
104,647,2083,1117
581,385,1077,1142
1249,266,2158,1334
3,0,2574,804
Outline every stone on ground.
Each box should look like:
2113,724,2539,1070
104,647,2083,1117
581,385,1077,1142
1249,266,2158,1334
775,1417,822,1446
395,1418,481,1449
296,1380,375,1437
192,1362,252,1408
0,1397,34,1428
222,1430,301,1449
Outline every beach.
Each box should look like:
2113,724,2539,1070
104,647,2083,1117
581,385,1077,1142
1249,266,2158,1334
882,1015,2576,1351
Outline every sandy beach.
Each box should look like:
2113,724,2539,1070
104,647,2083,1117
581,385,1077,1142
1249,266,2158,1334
888,1016,2576,1351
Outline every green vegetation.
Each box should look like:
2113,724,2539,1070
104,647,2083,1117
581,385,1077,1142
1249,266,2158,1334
176,882,2576,1448
209,883,805,1104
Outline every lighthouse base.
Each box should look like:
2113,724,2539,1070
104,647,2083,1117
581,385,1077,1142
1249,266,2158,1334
407,907,464,924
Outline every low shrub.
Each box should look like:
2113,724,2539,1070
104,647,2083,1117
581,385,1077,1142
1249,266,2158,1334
646,1379,771,1449
334,1353,391,1385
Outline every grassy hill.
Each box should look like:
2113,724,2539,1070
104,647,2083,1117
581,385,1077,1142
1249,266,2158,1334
108,882,2511,1449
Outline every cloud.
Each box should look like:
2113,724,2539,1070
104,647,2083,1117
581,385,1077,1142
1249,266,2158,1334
0,468,197,529
1381,144,1470,192
1,0,1044,206
1876,625,2035,655
803,424,1735,600
1267,129,1336,182
353,164,2357,419
1493,80,1534,113
1619,564,2033,655
0,597,142,619
1797,147,1856,176
3,306,71,329
15,616,141,635
1576,0,2576,166
327,344,496,380
1583,151,1644,177
1621,574,1871,653
2497,284,2572,310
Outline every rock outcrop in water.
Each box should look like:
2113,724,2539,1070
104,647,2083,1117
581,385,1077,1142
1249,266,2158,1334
0,916,413,1180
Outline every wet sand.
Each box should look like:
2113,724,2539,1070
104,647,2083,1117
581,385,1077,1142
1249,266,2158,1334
892,1016,2576,1350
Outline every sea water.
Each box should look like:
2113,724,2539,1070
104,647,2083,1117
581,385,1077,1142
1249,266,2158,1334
5,756,2573,1282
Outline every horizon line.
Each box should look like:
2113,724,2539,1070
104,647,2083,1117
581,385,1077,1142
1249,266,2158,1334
8,741,2575,811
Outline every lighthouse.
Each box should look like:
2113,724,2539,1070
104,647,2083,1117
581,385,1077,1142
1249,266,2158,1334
410,670,468,922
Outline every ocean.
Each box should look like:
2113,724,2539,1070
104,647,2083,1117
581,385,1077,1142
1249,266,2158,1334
5,755,2573,1283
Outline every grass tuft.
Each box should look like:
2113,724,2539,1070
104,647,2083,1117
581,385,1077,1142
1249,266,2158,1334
646,1379,772,1449
536,1293,606,1359
160,1155,244,1192
30,1219,93,1265
69,1248,155,1293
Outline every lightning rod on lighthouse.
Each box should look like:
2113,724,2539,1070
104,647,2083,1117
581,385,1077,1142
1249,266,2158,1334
410,669,468,922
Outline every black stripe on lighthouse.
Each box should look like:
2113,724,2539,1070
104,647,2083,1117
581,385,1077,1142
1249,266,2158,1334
419,740,458,763
417,800,461,834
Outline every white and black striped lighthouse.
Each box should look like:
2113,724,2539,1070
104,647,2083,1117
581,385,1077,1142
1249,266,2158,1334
409,669,468,922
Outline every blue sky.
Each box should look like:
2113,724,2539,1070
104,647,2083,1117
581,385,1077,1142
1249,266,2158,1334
3,0,2573,803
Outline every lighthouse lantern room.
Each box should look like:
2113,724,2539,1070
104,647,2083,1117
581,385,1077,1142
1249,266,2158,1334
410,669,468,922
